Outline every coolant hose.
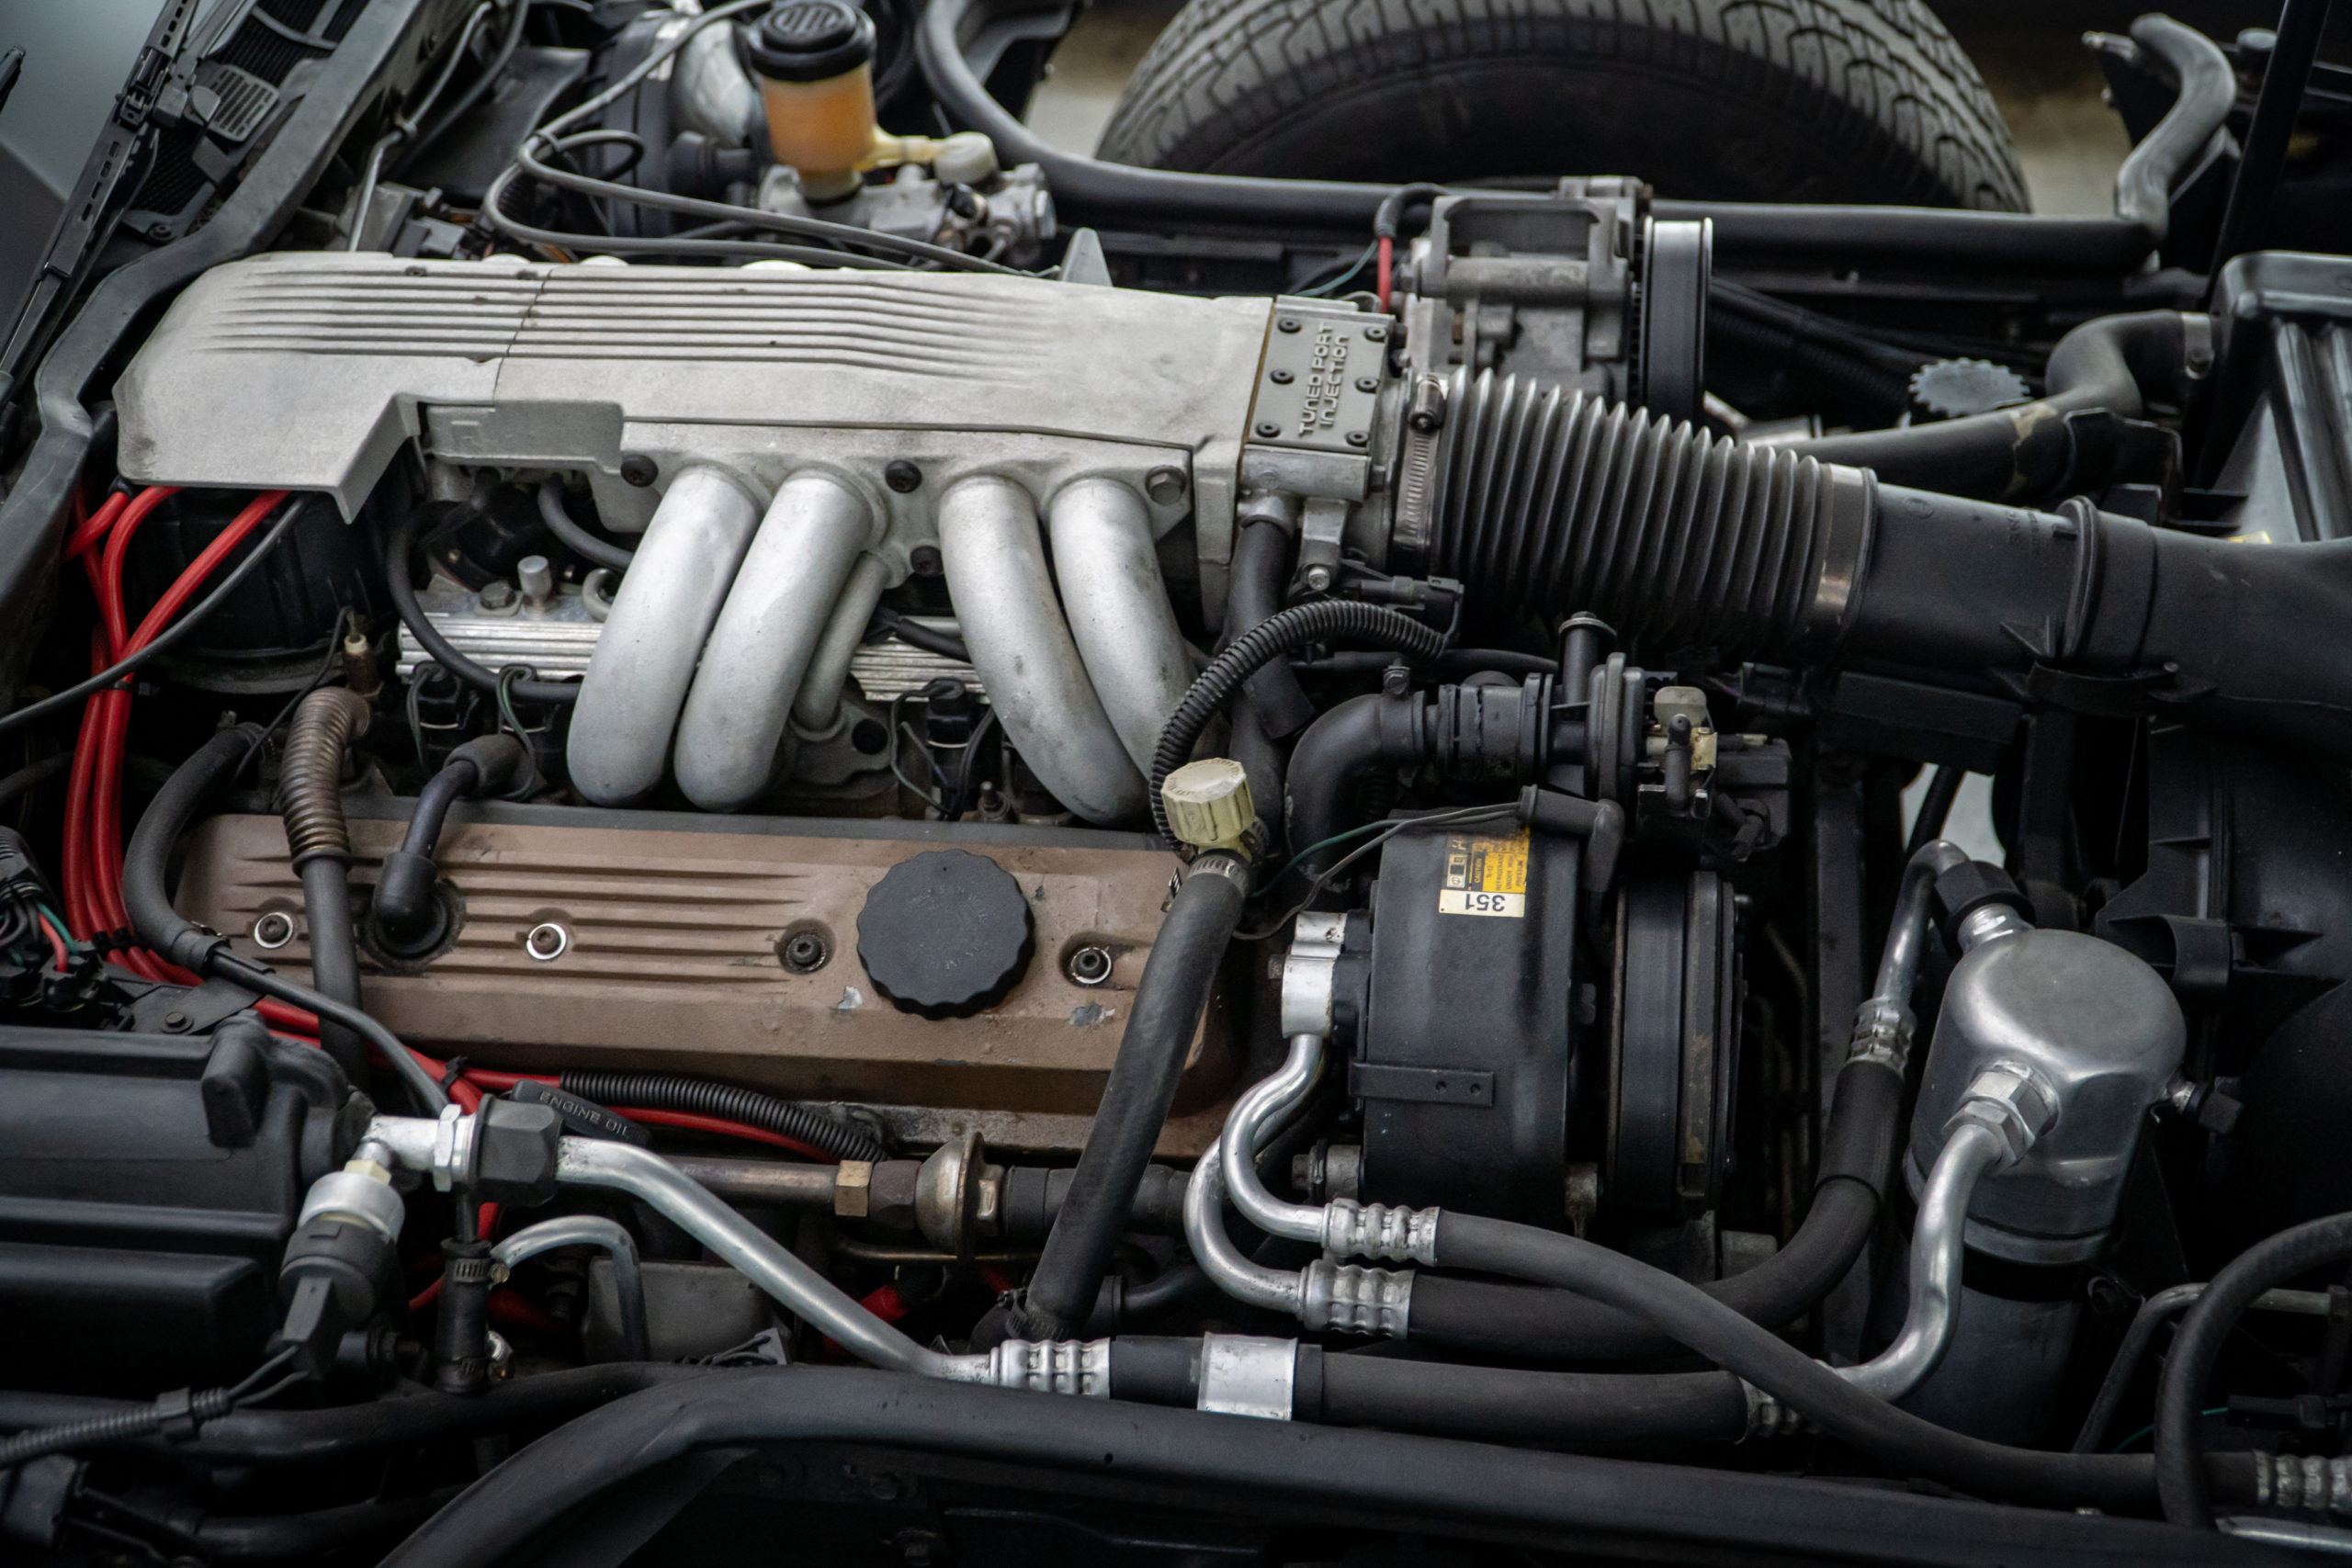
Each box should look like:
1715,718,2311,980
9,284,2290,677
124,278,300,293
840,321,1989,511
1283,692,1426,885
1225,518,1315,739
1789,310,2203,498
1018,854,1248,1338
123,727,449,1111
2155,1210,2352,1528
371,734,530,954
1430,1213,2155,1509
280,688,373,1082
384,505,581,705
2113,17,2238,243
1408,1056,1897,1359
1149,602,1444,842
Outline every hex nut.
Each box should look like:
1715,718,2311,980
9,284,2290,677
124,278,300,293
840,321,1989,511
1144,466,1187,505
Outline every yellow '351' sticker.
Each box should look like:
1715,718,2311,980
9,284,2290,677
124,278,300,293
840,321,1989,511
1439,829,1529,918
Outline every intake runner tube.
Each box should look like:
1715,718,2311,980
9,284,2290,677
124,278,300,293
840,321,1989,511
674,471,879,809
1048,478,1195,778
936,475,1146,824
1419,365,2352,765
568,466,764,805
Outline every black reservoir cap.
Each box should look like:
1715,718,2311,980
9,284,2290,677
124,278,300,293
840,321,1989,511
857,849,1035,1019
745,0,875,82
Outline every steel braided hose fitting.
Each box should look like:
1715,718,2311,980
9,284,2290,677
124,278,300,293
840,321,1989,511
278,687,373,867
1417,368,1876,659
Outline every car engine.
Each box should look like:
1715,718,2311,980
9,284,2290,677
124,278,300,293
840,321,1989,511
7,0,2352,1562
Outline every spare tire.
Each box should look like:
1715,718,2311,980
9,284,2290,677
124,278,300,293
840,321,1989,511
1095,0,2029,212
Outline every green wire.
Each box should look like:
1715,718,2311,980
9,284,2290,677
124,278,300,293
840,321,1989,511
33,903,77,948
2109,1405,2227,1452
1261,820,1391,889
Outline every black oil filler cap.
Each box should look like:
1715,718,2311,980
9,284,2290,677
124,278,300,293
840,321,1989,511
856,850,1035,1019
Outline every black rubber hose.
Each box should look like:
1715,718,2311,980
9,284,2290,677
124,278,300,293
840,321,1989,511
1790,310,2197,499
1281,692,1426,886
376,1367,2253,1568
2154,1210,2352,1528
0,753,70,810
372,735,530,953
1305,1351,1748,1447
1225,518,1315,739
0,1390,241,1469
1432,1213,2154,1509
384,506,581,705
1020,857,1247,1338
280,688,372,1081
2114,16,2237,245
912,0,2157,272
1149,602,1445,842
1708,298,1919,414
1905,765,1966,860
556,1070,885,1163
123,727,449,1113
535,479,635,572
0,1365,715,1466
1411,1059,1897,1360
869,605,970,663
187,1488,459,1560
394,0,530,172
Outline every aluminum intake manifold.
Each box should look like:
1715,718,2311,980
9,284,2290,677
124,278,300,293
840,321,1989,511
114,254,1398,819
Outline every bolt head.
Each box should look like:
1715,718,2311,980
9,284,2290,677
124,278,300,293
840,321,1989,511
1354,376,1378,393
780,931,831,973
478,580,517,611
163,1010,191,1032
1143,466,1186,505
618,454,658,488
1255,421,1282,439
1268,367,1295,385
1345,430,1369,447
909,544,943,577
1363,324,1388,342
1303,565,1333,592
885,458,922,493
1276,318,1301,333
1381,665,1410,697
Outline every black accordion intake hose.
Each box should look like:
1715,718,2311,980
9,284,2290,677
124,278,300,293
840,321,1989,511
557,1071,885,1163
1149,601,1446,841
1419,367,1872,655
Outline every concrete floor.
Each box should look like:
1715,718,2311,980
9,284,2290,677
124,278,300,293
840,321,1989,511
1024,2,2293,217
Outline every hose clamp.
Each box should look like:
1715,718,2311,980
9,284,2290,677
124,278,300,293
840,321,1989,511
1798,464,1876,658
1186,852,1253,892
982,1338,1111,1397
1299,1259,1413,1337
1197,1334,1296,1420
1321,1199,1440,1266
1740,1380,1807,1440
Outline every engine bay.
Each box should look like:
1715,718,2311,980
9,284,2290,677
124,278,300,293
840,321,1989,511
8,0,2352,1562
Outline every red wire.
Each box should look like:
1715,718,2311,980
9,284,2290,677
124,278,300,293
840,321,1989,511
36,912,69,971
1375,236,1394,311
608,1108,832,1161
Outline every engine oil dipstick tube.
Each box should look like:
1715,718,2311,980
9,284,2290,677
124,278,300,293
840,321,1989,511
746,0,879,202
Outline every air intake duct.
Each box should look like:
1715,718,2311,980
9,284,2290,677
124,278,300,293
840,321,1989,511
1402,367,2352,761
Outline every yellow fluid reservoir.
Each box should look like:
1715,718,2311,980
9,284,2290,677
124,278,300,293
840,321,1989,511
745,0,878,198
